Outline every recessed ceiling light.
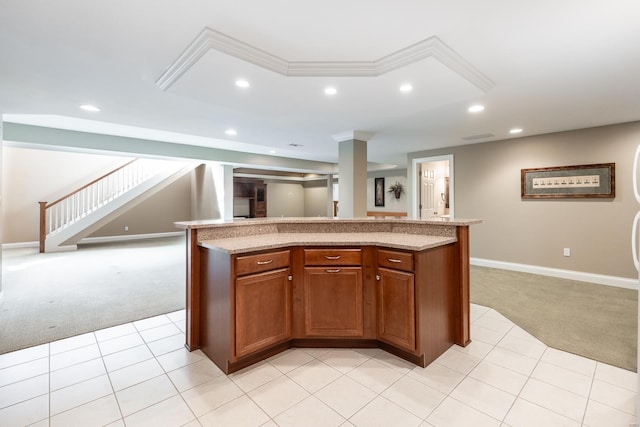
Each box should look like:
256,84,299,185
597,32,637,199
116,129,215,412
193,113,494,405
510,128,523,134
468,104,485,113
235,79,250,88
268,150,277,154
80,104,100,112
399,84,413,93
225,129,237,136
324,87,337,96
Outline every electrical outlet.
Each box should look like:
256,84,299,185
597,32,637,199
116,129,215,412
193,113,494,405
563,247,570,257
124,226,129,232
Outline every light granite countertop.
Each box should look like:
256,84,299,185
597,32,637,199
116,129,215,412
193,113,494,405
176,216,481,229
177,217,481,254
199,232,457,254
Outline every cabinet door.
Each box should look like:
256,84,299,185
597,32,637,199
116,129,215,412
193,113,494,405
377,267,416,351
303,267,363,336
235,268,291,357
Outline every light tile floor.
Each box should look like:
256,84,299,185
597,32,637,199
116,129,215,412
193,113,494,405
0,304,636,427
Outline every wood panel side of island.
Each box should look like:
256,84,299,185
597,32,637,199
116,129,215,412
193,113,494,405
361,247,377,340
199,247,233,372
456,226,471,346
185,229,200,351
415,243,458,365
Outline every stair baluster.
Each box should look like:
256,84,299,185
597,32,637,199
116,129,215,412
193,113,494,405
38,159,150,253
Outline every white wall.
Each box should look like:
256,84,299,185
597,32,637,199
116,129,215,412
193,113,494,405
3,147,130,243
271,172,411,217
2,146,192,243
408,122,640,279
265,181,305,217
367,170,408,214
0,117,3,292
191,163,221,221
304,183,328,217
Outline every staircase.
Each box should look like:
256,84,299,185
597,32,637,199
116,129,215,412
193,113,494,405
39,158,196,252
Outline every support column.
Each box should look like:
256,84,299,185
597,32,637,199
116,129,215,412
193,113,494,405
191,164,222,220
0,115,3,294
326,174,334,218
223,164,234,220
334,131,372,218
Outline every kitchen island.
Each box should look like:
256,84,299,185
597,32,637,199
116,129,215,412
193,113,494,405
175,217,480,374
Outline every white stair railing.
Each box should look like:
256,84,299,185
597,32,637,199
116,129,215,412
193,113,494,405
38,158,164,252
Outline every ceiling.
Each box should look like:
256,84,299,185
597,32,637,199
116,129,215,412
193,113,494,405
1,1,639,170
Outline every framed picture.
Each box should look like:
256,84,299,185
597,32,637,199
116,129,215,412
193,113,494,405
374,177,385,206
521,163,615,199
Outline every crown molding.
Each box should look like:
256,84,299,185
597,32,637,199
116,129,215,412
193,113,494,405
156,28,215,91
156,27,495,92
332,131,374,142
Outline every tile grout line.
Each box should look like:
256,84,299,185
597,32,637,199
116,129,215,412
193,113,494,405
582,361,598,427
95,328,125,426
125,314,193,424
47,343,51,427
3,307,636,426
494,322,524,425
306,350,380,425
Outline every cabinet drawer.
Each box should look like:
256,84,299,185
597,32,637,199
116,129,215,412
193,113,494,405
377,249,414,272
235,250,290,276
304,248,361,266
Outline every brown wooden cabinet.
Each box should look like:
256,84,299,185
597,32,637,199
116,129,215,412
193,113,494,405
255,182,267,217
302,248,363,337
303,248,363,337
377,267,415,351
234,250,291,357
233,181,255,198
235,268,291,357
233,178,267,218
196,240,461,374
303,267,363,336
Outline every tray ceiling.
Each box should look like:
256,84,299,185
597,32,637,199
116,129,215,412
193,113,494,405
1,1,639,168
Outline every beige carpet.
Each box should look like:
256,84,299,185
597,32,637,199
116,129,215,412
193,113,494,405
471,265,637,372
0,236,185,355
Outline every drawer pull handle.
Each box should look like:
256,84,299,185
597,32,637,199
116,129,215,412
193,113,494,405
387,258,402,263
256,260,273,265
324,255,341,260
325,269,341,273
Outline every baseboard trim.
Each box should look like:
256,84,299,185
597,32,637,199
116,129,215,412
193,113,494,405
79,231,184,245
470,257,638,290
2,241,39,249
1,232,184,250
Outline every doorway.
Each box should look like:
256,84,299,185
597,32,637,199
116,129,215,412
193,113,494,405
412,155,454,219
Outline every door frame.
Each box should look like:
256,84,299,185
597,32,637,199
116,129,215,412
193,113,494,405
411,154,454,219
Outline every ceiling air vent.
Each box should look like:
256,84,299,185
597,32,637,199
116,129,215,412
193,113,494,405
461,133,495,141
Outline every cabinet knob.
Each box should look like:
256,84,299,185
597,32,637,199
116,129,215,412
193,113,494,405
287,275,292,281
376,274,380,281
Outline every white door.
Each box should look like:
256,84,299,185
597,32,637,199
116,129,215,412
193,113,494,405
420,166,436,218
411,154,454,219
